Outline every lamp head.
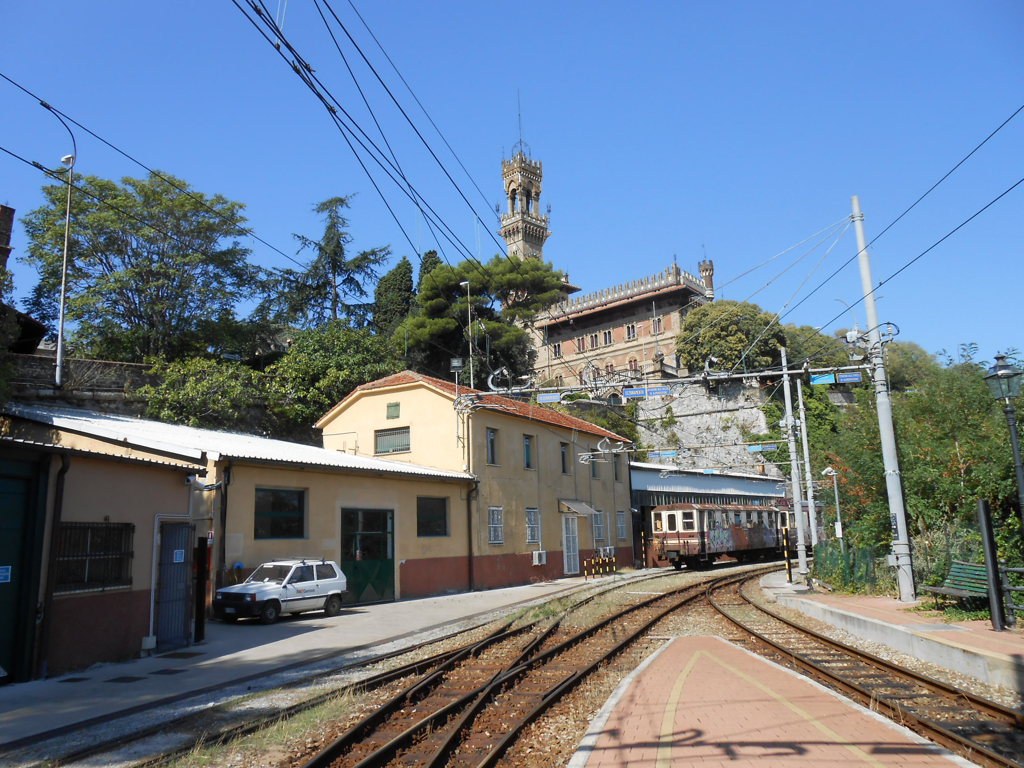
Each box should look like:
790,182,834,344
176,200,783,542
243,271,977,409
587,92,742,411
985,354,1022,401
459,281,470,291
61,154,75,167
821,466,837,476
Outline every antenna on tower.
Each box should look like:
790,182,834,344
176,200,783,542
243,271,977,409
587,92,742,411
512,90,531,158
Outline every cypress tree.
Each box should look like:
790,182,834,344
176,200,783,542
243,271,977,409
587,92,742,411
374,256,414,336
416,250,442,291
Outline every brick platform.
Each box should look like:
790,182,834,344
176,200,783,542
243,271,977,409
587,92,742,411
571,636,969,767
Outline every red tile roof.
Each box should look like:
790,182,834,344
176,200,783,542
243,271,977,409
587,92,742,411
322,370,632,443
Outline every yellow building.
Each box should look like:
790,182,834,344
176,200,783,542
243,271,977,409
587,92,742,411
316,371,634,590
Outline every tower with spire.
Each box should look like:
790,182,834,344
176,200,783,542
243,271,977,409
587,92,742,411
499,144,549,261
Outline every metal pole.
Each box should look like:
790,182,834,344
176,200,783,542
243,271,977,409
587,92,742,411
851,196,915,601
796,377,818,547
780,347,808,574
976,499,1005,631
55,159,75,387
832,472,845,554
465,282,474,386
1003,404,1024,534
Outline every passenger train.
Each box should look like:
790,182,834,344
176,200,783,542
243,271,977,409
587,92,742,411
649,503,790,570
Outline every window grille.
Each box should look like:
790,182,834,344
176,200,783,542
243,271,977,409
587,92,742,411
617,511,627,540
386,402,400,419
54,522,135,594
593,512,605,541
488,506,504,544
526,508,540,544
375,426,410,454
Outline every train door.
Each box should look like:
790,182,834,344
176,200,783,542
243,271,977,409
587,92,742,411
563,516,579,575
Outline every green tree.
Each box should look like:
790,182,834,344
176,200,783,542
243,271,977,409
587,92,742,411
268,322,404,435
21,172,258,361
402,256,564,386
782,324,850,369
373,256,414,336
417,250,442,291
0,264,18,406
675,300,787,373
271,196,390,328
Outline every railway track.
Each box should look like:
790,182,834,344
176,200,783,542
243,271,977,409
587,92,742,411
10,568,675,768
299,564,781,768
709,573,1024,768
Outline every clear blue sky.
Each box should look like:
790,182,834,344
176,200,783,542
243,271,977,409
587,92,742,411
3,1,1022,365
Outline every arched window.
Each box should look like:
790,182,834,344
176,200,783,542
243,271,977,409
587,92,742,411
555,374,564,388
628,358,639,371
605,363,614,374
578,370,586,386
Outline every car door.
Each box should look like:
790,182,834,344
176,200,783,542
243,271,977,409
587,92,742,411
314,563,340,609
282,565,317,613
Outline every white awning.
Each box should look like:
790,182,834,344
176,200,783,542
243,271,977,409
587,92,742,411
559,499,599,515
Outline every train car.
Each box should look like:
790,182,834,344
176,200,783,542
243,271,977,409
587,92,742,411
649,503,785,570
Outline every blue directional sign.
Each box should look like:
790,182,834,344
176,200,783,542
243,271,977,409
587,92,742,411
810,373,836,385
648,451,661,458
660,450,677,457
646,386,671,397
837,371,863,383
748,444,780,453
537,393,561,403
623,387,648,399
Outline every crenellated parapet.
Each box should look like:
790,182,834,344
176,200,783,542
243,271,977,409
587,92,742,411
543,263,707,316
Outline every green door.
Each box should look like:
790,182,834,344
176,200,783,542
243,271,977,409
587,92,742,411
340,508,394,604
0,458,47,684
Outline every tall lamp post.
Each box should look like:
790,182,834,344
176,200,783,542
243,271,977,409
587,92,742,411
55,151,76,387
822,467,845,553
985,354,1024,532
459,281,472,386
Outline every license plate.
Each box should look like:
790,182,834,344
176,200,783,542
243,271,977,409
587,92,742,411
224,607,236,614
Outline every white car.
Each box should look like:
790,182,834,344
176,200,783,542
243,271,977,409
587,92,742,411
214,559,348,624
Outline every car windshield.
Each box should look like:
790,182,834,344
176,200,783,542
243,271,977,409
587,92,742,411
246,564,293,584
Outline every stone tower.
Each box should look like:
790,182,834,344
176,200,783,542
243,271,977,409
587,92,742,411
699,259,715,298
499,151,550,260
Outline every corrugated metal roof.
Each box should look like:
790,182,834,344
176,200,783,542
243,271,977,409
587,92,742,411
4,403,473,482
0,435,204,471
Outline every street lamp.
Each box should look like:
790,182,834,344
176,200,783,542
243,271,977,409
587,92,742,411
985,354,1024,532
822,466,845,553
459,281,472,386
55,151,76,388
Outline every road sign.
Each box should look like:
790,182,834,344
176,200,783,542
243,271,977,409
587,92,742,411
646,386,671,396
660,450,677,457
537,393,560,403
623,387,647,398
810,373,836,385
648,451,661,458
837,371,863,383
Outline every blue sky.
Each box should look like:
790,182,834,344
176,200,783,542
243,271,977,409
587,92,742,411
3,1,1022,365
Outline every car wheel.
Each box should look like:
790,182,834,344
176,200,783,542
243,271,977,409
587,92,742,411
259,601,280,625
324,594,343,617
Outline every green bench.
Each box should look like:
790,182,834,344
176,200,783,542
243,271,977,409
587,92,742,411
919,560,988,606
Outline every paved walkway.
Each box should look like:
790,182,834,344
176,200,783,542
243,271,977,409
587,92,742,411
570,636,971,768
0,575,611,748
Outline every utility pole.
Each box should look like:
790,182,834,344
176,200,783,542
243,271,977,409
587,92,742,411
460,281,473,386
851,196,915,602
781,347,808,574
796,377,819,546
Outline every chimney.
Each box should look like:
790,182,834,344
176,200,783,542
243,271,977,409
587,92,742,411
0,206,14,272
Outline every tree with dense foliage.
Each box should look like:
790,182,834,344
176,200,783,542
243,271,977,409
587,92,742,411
402,255,564,387
781,323,851,370
373,256,414,336
416,250,442,291
21,172,258,361
675,300,787,373
267,196,390,328
0,264,18,406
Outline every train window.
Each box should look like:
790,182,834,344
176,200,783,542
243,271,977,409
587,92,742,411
780,512,789,528
681,511,695,531
653,512,663,532
666,513,678,532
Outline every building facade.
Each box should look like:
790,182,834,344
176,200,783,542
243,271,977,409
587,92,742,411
316,371,634,590
495,149,715,387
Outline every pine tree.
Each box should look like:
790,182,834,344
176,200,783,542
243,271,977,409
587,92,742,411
373,256,414,336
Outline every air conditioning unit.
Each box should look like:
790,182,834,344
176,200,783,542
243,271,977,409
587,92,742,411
600,546,616,559
532,550,547,566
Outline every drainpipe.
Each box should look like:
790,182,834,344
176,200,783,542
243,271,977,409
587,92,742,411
37,453,70,679
466,410,475,591
219,462,232,582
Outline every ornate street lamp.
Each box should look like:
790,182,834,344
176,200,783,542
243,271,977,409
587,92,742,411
985,354,1024,531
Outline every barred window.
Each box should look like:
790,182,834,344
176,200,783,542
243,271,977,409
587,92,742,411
255,487,305,538
417,497,449,537
375,426,410,454
526,508,540,544
488,506,504,545
593,512,605,541
617,511,627,540
54,522,135,594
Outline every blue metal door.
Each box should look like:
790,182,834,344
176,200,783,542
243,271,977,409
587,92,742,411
156,522,194,651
